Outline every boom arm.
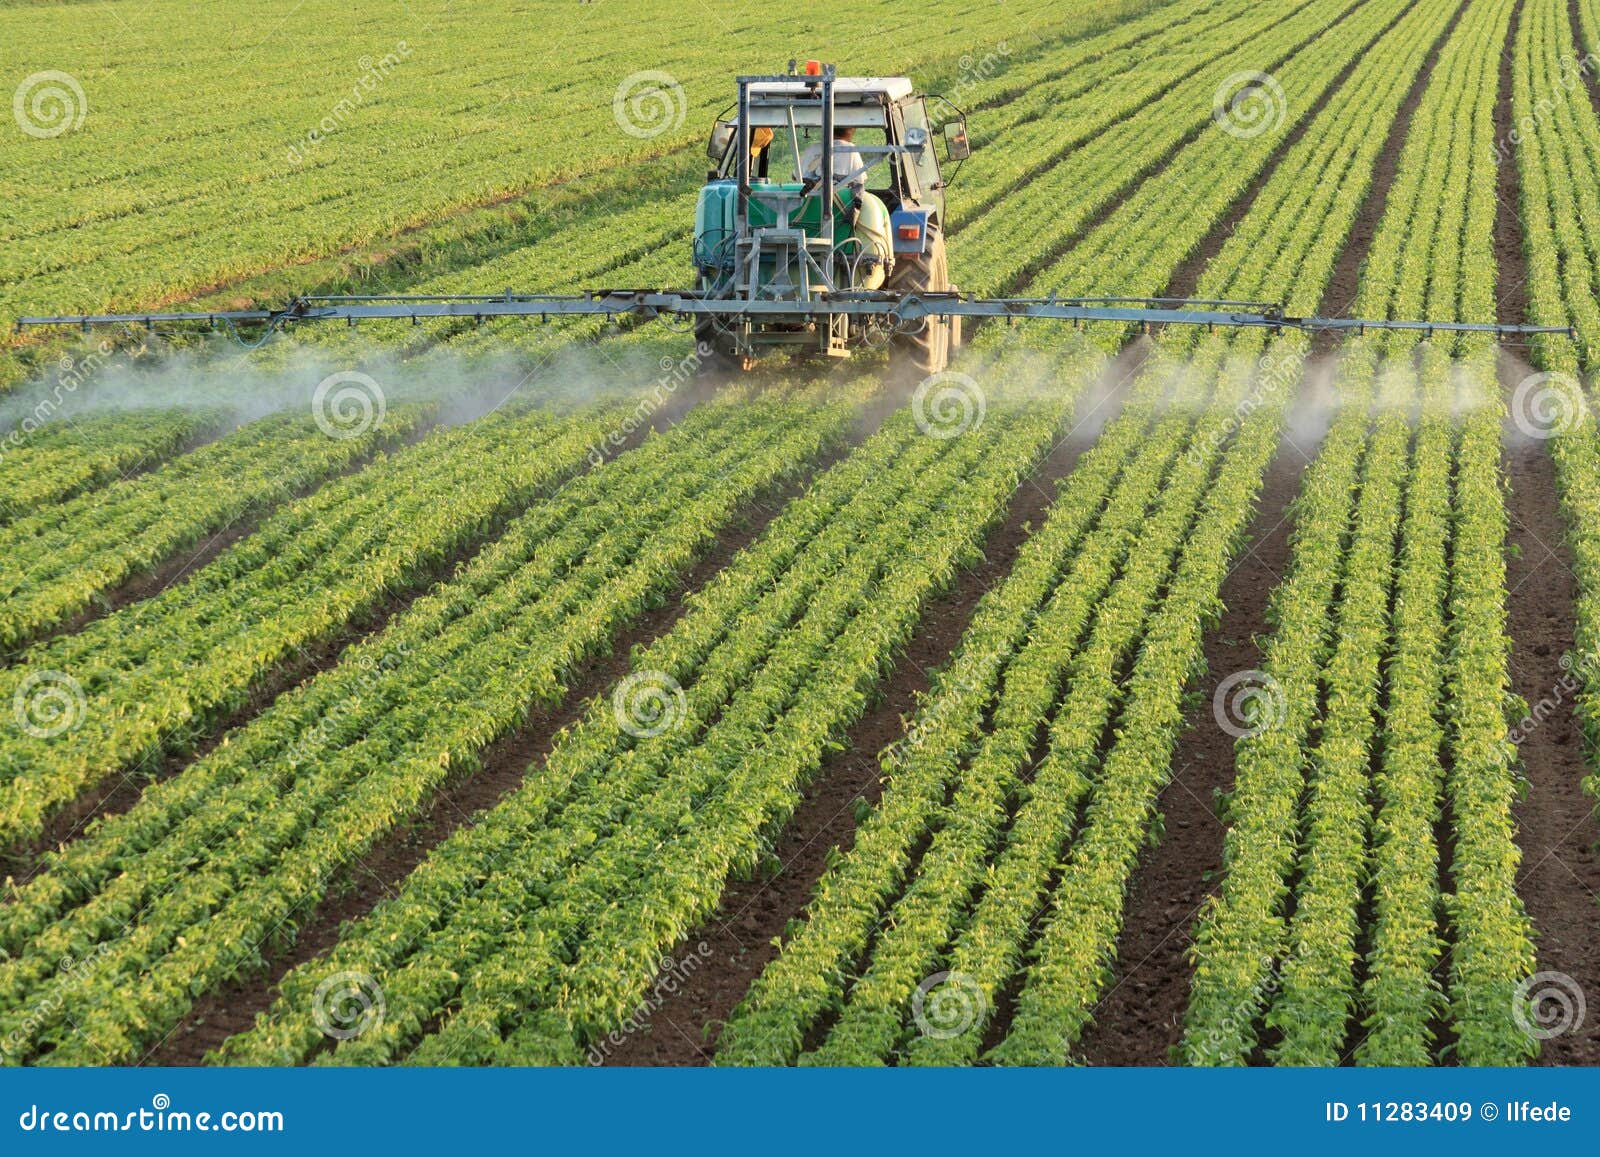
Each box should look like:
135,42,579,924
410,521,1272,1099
13,290,1574,344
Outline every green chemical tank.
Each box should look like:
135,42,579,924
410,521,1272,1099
694,179,891,289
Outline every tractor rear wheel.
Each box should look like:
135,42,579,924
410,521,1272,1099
887,232,951,378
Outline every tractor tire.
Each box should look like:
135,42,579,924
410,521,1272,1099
887,232,951,378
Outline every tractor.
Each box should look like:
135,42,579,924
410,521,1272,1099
694,60,970,375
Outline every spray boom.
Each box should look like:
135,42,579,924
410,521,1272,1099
13,290,1574,347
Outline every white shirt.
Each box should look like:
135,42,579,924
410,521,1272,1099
800,138,868,196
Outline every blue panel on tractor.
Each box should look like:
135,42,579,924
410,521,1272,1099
890,207,932,255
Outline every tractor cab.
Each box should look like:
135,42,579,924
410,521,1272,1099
695,61,970,373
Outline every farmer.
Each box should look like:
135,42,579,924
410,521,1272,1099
801,125,868,199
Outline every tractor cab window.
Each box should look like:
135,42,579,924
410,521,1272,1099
754,123,888,194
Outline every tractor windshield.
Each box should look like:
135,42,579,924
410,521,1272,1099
900,98,942,207
755,124,888,189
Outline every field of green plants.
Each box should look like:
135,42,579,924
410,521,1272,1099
2,0,1599,1068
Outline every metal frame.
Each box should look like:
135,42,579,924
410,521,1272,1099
734,69,844,353
14,290,1574,343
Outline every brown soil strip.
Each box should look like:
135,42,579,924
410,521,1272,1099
596,350,1150,1066
1496,0,1600,1066
1499,399,1600,1071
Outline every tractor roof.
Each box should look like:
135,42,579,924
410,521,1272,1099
746,76,914,102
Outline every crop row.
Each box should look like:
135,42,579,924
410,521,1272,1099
0,389,859,1064
1445,348,1539,1061
0,407,429,655
1513,0,1600,362
0,410,213,526
0,405,611,846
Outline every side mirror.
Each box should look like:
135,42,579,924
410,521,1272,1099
707,120,736,162
942,119,971,162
